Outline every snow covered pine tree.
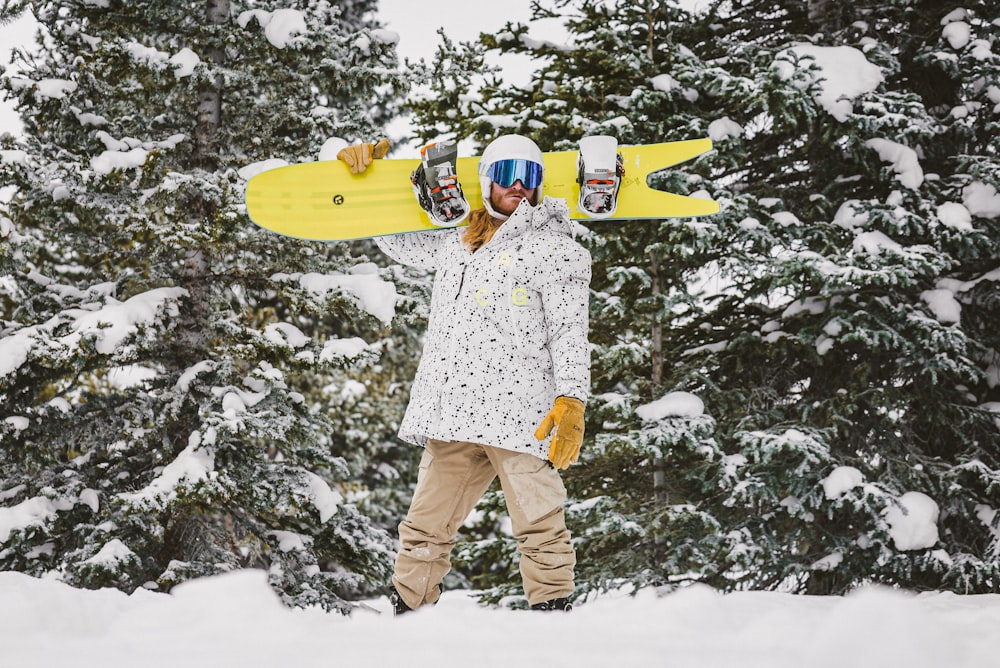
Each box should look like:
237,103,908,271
0,0,411,611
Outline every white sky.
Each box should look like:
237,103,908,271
380,0,540,63
0,10,35,136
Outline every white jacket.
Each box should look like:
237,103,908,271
376,196,591,459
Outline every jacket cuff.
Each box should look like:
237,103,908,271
557,390,588,405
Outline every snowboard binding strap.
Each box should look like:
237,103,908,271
577,135,625,219
411,141,470,227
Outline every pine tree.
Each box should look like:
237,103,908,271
679,0,1000,595
0,0,410,611
406,0,1000,598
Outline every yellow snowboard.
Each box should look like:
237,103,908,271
245,138,719,242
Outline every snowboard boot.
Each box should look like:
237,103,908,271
530,597,573,612
388,586,413,616
577,135,624,219
388,585,441,616
411,140,470,227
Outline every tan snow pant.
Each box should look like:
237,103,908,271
392,439,576,609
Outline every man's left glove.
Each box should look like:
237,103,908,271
534,396,586,470
337,138,391,174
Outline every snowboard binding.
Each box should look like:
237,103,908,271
411,140,470,227
576,135,624,219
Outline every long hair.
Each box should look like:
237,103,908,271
461,207,502,252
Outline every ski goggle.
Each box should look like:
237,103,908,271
486,159,544,189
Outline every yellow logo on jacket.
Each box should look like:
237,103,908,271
474,286,529,307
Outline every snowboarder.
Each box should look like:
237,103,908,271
338,134,590,614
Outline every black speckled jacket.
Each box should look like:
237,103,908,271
375,196,591,459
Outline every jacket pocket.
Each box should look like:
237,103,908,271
501,453,567,524
413,448,434,498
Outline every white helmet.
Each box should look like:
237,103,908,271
478,134,545,218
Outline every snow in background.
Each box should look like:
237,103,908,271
0,0,708,155
0,1,556,157
0,291,951,563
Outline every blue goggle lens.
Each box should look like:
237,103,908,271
487,159,544,189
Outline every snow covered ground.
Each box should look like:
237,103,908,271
2,569,997,668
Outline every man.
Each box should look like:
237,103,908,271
339,134,590,613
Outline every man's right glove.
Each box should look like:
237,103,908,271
337,138,391,174
534,396,586,470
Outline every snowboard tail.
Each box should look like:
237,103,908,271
245,138,718,242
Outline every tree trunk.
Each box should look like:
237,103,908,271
193,0,228,172
648,249,664,389
649,248,668,555
161,0,231,573
174,0,228,369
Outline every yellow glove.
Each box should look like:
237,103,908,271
337,138,391,174
534,396,586,470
